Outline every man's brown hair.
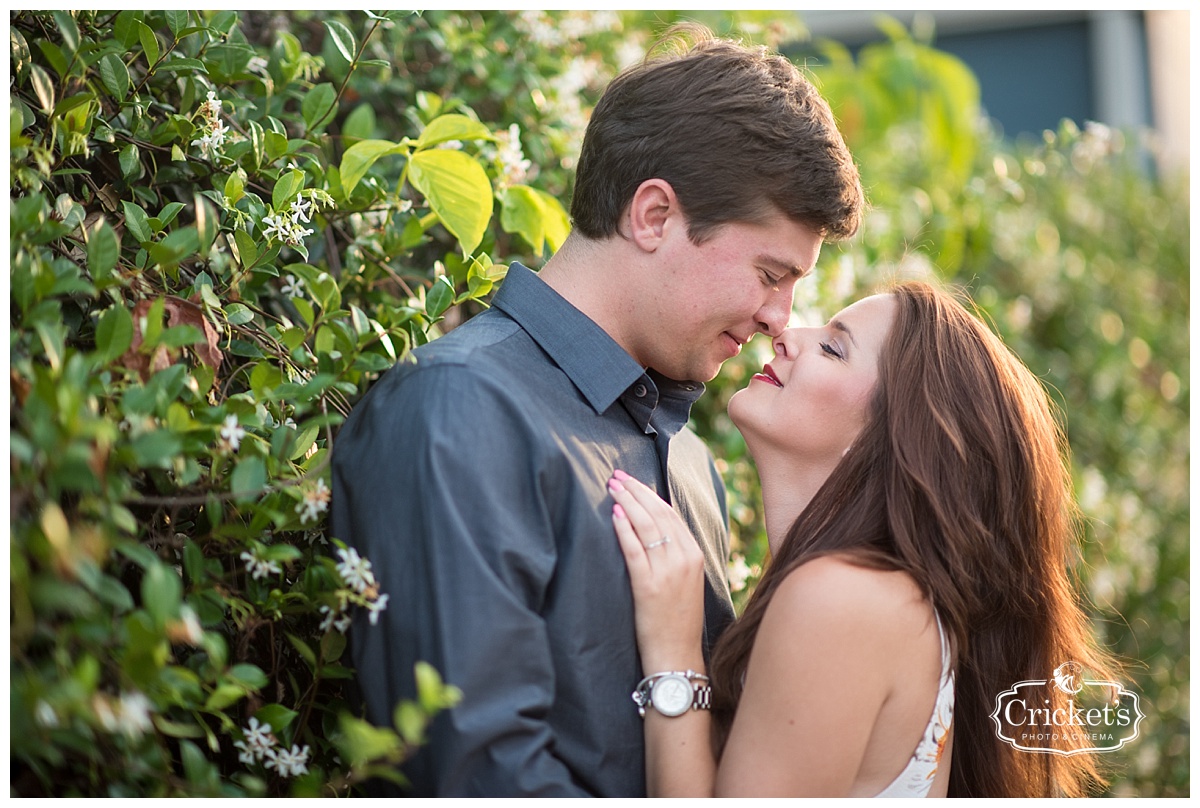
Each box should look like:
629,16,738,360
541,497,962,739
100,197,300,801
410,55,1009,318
570,23,863,244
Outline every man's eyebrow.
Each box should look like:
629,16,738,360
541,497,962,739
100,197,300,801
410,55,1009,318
757,255,807,278
832,319,858,347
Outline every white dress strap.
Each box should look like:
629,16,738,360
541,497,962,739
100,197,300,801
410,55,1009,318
873,612,955,798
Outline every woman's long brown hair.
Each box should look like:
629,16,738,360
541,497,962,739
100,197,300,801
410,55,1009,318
709,281,1117,796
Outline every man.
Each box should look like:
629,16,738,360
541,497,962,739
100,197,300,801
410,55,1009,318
331,25,862,797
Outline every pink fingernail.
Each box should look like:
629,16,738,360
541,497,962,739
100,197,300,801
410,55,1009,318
608,478,625,492
613,469,631,481
613,503,627,519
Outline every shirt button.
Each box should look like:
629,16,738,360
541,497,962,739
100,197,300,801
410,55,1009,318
633,384,648,398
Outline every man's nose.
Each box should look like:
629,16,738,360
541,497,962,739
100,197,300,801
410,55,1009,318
756,290,793,337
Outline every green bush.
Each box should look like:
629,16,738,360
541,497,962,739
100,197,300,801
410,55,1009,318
8,9,593,796
10,10,1187,797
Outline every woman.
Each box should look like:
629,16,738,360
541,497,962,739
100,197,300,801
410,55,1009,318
608,281,1117,797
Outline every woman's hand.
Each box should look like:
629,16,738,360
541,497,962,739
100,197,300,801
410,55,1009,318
609,469,707,674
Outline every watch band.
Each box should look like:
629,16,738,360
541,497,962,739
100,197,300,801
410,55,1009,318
631,670,712,718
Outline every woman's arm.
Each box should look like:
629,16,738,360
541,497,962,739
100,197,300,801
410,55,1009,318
609,470,716,797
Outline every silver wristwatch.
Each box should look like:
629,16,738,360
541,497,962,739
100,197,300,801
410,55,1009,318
631,670,712,718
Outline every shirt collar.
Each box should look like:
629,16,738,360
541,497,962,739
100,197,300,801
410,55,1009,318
492,262,647,415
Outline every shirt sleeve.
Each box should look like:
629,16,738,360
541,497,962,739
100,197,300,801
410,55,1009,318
331,362,589,796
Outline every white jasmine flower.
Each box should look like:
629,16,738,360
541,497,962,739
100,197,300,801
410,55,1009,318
240,550,282,581
219,414,245,452
435,139,463,150
264,743,311,777
366,592,389,625
115,690,154,739
191,131,216,157
295,478,330,524
495,123,532,187
93,696,118,732
243,717,274,753
280,274,305,299
334,613,352,633
335,547,376,594
260,213,288,242
290,196,313,223
168,605,204,645
233,739,257,765
318,604,340,633
727,554,753,593
35,700,59,728
285,160,300,172
208,119,230,150
204,90,223,118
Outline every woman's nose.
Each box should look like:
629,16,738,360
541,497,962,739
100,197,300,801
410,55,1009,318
773,328,801,359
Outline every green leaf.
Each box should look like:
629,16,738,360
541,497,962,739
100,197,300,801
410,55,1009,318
87,219,121,285
416,114,493,149
113,11,145,49
130,429,182,469
157,58,207,75
138,21,160,67
230,456,266,500
254,704,298,735
228,663,268,690
11,27,30,84
225,303,254,326
194,192,217,253
29,63,54,113
158,202,186,227
94,304,133,363
425,275,455,319
408,149,493,255
272,169,305,210
339,139,403,196
301,82,337,133
322,19,357,63
338,713,402,766
265,130,288,162
286,633,317,669
142,562,183,625
500,184,547,255
534,188,571,252
415,660,462,712
204,684,246,711
343,103,376,142
122,200,153,243
393,701,426,746
234,230,258,267
119,143,140,179
99,53,130,100
224,171,245,205
164,9,189,37
51,11,80,55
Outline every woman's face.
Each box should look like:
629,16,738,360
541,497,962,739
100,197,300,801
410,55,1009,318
729,294,896,468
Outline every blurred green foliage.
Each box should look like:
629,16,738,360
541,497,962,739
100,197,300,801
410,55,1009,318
691,17,1189,798
9,9,1187,797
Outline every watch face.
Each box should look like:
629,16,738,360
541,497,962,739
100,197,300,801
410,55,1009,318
652,674,693,717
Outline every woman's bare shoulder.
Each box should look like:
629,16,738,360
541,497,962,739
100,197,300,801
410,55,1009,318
764,555,934,645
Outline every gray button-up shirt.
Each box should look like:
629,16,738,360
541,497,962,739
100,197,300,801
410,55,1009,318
331,262,735,797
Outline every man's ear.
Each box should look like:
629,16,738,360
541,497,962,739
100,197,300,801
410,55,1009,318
626,178,680,252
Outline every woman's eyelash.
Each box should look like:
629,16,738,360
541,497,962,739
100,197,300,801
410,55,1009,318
820,341,842,359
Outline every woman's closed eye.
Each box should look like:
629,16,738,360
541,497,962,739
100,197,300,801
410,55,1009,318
820,341,844,360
